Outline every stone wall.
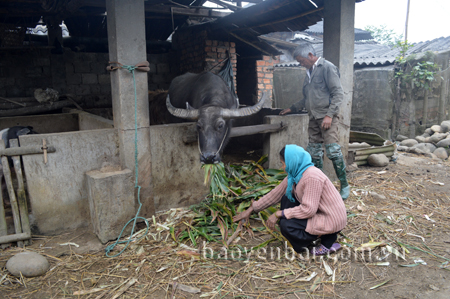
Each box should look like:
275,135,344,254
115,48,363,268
0,49,176,109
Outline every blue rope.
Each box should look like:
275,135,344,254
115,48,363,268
105,64,149,258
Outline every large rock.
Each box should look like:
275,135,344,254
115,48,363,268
415,136,426,143
6,252,49,277
434,148,449,160
436,139,450,148
412,143,436,154
397,145,409,152
441,121,450,133
429,133,447,144
396,134,409,142
411,148,426,154
425,128,433,135
400,139,418,147
431,125,443,133
367,154,389,167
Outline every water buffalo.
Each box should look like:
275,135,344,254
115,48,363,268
166,71,267,164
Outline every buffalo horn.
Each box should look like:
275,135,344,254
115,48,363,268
221,92,268,119
166,95,199,120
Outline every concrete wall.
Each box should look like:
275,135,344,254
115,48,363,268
351,67,394,139
273,67,306,109
149,123,208,212
15,117,207,234
263,114,309,169
72,110,114,130
20,129,120,234
0,113,79,133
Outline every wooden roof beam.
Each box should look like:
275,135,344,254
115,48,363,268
146,5,230,17
80,0,230,18
207,0,242,12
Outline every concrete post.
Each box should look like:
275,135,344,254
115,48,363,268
106,0,154,216
263,115,309,169
323,0,355,178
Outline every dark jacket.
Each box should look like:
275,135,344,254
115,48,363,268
290,58,344,119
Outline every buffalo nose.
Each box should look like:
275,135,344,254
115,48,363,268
200,153,219,164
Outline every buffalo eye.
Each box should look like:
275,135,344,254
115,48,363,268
196,122,203,131
217,121,225,130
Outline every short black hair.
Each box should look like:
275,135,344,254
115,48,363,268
279,146,286,162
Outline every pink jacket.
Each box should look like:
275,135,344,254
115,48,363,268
252,167,347,235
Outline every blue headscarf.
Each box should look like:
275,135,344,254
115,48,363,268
284,144,314,202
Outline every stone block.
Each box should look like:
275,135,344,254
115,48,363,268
86,168,135,244
91,62,107,74
90,84,101,94
74,62,91,73
25,67,43,78
98,74,111,85
34,57,50,67
100,85,112,95
66,73,82,85
82,73,98,85
75,85,91,95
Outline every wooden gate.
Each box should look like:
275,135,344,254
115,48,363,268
0,139,55,247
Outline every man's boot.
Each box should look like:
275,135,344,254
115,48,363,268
306,143,324,170
325,143,350,200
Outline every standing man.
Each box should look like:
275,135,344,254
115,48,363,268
279,42,349,200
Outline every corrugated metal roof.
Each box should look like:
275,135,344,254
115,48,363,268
274,35,450,67
304,20,373,41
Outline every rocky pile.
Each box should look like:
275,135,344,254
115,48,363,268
396,120,450,160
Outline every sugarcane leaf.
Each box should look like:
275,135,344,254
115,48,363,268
216,217,228,245
251,238,277,251
170,226,176,242
369,279,390,290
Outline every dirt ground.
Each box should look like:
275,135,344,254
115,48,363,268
1,151,450,298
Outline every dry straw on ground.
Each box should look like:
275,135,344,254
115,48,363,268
1,154,450,298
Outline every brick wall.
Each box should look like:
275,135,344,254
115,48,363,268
256,55,280,108
172,29,237,91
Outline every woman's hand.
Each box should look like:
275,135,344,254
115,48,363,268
266,211,282,231
233,206,254,224
266,212,279,231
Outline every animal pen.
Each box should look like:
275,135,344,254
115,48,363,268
0,109,308,245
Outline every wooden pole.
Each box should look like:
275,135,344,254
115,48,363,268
0,145,56,157
182,123,286,144
0,167,7,248
10,139,31,246
0,232,30,244
0,142,23,247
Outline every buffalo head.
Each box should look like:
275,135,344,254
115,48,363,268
166,92,267,164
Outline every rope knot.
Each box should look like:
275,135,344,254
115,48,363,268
106,61,150,73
